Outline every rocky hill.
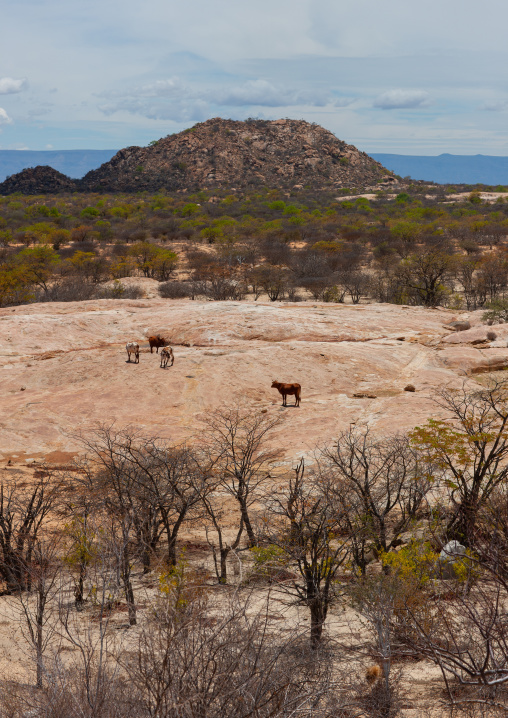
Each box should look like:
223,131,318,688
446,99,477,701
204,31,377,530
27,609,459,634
0,119,390,194
0,165,77,195
81,118,388,192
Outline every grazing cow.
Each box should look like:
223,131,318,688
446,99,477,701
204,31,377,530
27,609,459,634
271,380,301,407
160,346,174,369
148,335,167,354
126,342,140,364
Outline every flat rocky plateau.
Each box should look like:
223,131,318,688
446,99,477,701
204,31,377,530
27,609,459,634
1,298,507,464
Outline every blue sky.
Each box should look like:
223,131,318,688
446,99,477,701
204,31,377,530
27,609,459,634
2,0,508,154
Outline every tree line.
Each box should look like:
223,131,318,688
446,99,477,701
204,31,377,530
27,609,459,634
2,186,508,309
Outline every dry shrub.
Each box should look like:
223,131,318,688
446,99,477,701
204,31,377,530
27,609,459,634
3,666,137,718
33,279,145,303
126,592,340,718
158,281,192,299
96,281,144,299
35,280,96,302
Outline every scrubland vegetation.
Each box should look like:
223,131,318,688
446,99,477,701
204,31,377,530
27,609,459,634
2,382,508,717
4,184,508,716
1,183,508,309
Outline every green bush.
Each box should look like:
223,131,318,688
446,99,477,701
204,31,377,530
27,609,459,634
249,544,287,577
482,298,508,324
381,541,438,589
81,206,100,218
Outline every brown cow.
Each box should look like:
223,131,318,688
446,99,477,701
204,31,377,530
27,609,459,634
148,335,167,353
271,380,301,407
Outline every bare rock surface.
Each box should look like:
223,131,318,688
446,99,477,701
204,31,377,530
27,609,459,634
1,300,506,463
442,322,508,345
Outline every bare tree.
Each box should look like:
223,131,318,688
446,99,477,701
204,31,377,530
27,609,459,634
476,256,508,303
337,269,371,304
456,256,487,310
76,427,204,571
105,508,137,626
201,406,283,547
256,265,291,301
55,533,128,718
411,379,508,544
141,444,206,568
320,427,429,573
246,266,266,301
347,574,404,718
263,459,350,648
72,426,215,623
17,536,132,718
475,484,508,585
396,248,455,306
0,472,60,593
402,580,508,712
16,536,62,688
76,427,163,579
199,480,244,585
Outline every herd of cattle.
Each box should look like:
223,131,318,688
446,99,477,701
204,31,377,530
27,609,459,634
125,335,174,368
125,335,301,405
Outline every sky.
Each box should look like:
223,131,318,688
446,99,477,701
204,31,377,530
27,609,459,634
2,0,508,155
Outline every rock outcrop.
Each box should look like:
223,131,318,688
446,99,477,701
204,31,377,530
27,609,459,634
0,119,390,194
0,166,77,195
0,300,503,465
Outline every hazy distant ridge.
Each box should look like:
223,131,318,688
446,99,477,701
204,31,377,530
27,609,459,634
0,150,118,182
371,153,508,185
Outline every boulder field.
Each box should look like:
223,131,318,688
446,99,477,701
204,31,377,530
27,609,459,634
1,299,506,464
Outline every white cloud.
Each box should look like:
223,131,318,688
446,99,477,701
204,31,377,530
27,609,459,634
373,89,431,110
333,97,355,108
129,77,186,98
208,79,332,107
482,100,508,112
99,97,209,123
0,77,28,94
98,77,208,121
98,76,342,123
3,0,508,152
0,108,13,125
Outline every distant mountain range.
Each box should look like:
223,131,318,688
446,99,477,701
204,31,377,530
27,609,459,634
0,150,118,182
2,146,508,187
370,153,508,186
